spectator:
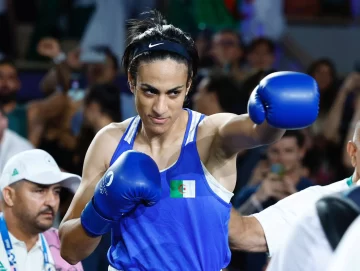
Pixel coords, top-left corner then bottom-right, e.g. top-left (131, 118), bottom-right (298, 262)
top-left (0, 103), bottom-right (33, 173)
top-left (0, 58), bottom-right (68, 143)
top-left (246, 37), bottom-right (277, 73)
top-left (233, 130), bottom-right (313, 213)
top-left (194, 28), bottom-right (214, 69)
top-left (35, 39), bottom-right (134, 171)
top-left (0, 149), bottom-right (82, 270)
top-left (304, 59), bottom-right (360, 184)
top-left (210, 29), bottom-right (247, 81)
top-left (306, 58), bottom-right (340, 137)
top-left (72, 83), bottom-right (121, 175)
top-left (37, 39), bottom-right (136, 126)
top-left (231, 130), bottom-right (314, 271)
top-left (193, 71), bottom-right (246, 115)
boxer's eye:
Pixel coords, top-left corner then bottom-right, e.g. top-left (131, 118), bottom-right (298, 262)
top-left (142, 88), bottom-right (157, 96)
top-left (168, 90), bottom-right (180, 97)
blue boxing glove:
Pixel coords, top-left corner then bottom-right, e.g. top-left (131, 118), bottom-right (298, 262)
top-left (248, 71), bottom-right (320, 129)
top-left (81, 150), bottom-right (162, 237)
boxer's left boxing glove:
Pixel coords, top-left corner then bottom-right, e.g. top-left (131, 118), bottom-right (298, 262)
top-left (248, 71), bottom-right (320, 129)
top-left (80, 150), bottom-right (162, 237)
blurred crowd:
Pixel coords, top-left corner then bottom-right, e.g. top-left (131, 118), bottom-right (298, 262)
top-left (0, 0), bottom-right (359, 270)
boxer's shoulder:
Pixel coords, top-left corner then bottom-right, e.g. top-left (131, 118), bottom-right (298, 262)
top-left (196, 113), bottom-right (236, 143)
top-left (103, 118), bottom-right (133, 138)
top-left (90, 119), bottom-right (133, 168)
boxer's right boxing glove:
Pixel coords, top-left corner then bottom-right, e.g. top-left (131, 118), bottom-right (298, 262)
top-left (80, 150), bottom-right (162, 237)
top-left (248, 71), bottom-right (320, 129)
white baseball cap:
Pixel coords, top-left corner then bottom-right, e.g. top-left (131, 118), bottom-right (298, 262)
top-left (0, 149), bottom-right (81, 193)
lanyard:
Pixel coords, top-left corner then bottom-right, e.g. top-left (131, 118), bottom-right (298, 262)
top-left (0, 214), bottom-right (52, 271)
top-left (346, 176), bottom-right (354, 188)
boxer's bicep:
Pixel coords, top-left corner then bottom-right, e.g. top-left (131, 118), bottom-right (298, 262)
top-left (207, 113), bottom-right (279, 157)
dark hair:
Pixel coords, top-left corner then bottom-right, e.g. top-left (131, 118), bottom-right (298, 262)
top-left (306, 58), bottom-right (337, 79)
top-left (214, 28), bottom-right (244, 48)
top-left (306, 58), bottom-right (338, 114)
top-left (205, 71), bottom-right (246, 115)
top-left (247, 37), bottom-right (276, 55)
top-left (90, 45), bottom-right (119, 71)
top-left (283, 130), bottom-right (305, 148)
top-left (122, 10), bottom-right (199, 86)
top-left (84, 83), bottom-right (121, 122)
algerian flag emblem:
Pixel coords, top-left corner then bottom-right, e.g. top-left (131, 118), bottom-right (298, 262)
top-left (170, 180), bottom-right (196, 198)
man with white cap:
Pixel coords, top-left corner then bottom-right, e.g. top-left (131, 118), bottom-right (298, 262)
top-left (0, 149), bottom-right (83, 271)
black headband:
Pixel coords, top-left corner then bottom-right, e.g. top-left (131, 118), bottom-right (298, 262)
top-left (132, 40), bottom-right (191, 61)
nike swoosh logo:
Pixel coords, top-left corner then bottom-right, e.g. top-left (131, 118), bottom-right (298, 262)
top-left (149, 43), bottom-right (164, 48)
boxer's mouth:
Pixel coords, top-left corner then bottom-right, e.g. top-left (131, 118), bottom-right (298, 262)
top-left (149, 116), bottom-right (168, 124)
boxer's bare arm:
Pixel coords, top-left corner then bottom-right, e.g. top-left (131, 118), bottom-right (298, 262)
top-left (59, 122), bottom-right (126, 264)
top-left (228, 208), bottom-right (268, 252)
top-left (202, 113), bottom-right (284, 157)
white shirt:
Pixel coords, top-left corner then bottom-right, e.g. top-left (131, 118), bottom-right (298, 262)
top-left (327, 216), bottom-right (360, 271)
top-left (266, 204), bottom-right (333, 271)
top-left (0, 129), bottom-right (34, 173)
top-left (253, 178), bottom-right (351, 256)
top-left (0, 231), bottom-right (55, 271)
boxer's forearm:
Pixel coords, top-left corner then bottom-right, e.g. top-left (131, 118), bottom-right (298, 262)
top-left (216, 114), bottom-right (285, 157)
top-left (253, 121), bottom-right (285, 146)
top-left (228, 208), bottom-right (268, 252)
top-left (59, 218), bottom-right (102, 265)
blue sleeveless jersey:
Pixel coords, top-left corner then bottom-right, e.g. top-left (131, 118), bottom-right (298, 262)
top-left (107, 109), bottom-right (232, 271)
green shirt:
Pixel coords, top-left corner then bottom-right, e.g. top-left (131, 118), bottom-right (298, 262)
top-left (7, 104), bottom-right (28, 139)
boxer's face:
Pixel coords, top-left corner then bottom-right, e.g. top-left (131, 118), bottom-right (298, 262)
top-left (267, 136), bottom-right (304, 173)
top-left (131, 58), bottom-right (189, 135)
top-left (0, 64), bottom-right (20, 104)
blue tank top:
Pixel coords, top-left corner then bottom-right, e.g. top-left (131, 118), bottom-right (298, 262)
top-left (107, 109), bottom-right (232, 271)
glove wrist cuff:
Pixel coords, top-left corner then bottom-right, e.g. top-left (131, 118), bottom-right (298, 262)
top-left (80, 198), bottom-right (115, 237)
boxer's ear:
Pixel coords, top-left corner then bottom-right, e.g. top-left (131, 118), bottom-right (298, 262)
top-left (186, 77), bottom-right (192, 96)
top-left (128, 72), bottom-right (135, 94)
